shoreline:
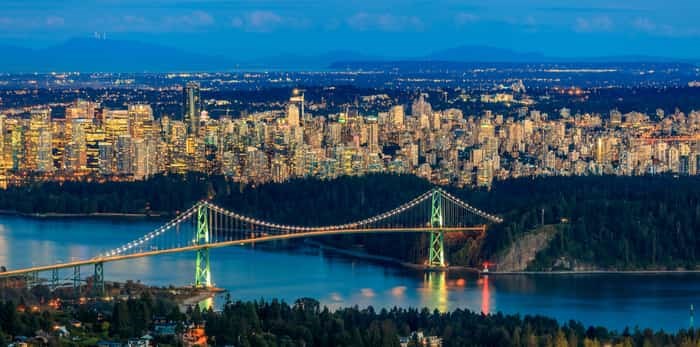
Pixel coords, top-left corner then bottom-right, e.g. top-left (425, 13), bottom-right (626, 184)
top-left (304, 239), bottom-right (481, 273)
top-left (303, 240), bottom-right (700, 275)
top-left (490, 269), bottom-right (700, 275)
top-left (0, 209), bottom-right (168, 219)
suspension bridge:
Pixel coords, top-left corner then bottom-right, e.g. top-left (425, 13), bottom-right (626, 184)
top-left (0, 188), bottom-right (502, 296)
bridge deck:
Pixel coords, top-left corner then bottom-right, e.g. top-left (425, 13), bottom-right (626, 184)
top-left (0, 226), bottom-right (485, 277)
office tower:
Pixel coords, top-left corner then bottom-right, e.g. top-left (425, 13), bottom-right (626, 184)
top-left (10, 122), bottom-right (23, 171)
top-left (411, 94), bottom-right (432, 119)
top-left (287, 104), bottom-right (300, 127)
top-left (367, 117), bottom-right (379, 153)
top-left (98, 142), bottom-right (114, 175)
top-left (133, 138), bottom-right (149, 179)
top-left (65, 100), bottom-right (97, 144)
top-left (104, 109), bottom-right (130, 143)
top-left (116, 135), bottom-right (133, 175)
top-left (85, 125), bottom-right (106, 172)
top-left (67, 119), bottom-right (90, 171)
top-left (27, 108), bottom-right (53, 172)
top-left (184, 82), bottom-right (202, 135)
top-left (128, 104), bottom-right (154, 139)
top-left (595, 137), bottom-right (606, 164)
top-left (327, 123), bottom-right (342, 145)
top-left (0, 115), bottom-right (5, 171)
top-left (51, 120), bottom-right (66, 170)
top-left (389, 105), bottom-right (404, 129)
top-left (290, 89), bottom-right (305, 123)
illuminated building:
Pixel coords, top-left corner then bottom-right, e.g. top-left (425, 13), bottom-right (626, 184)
top-left (389, 105), bottom-right (404, 129)
top-left (128, 104), bottom-right (154, 139)
top-left (66, 119), bottom-right (90, 171)
top-left (0, 115), bottom-right (5, 171)
top-left (116, 135), bottom-right (133, 175)
top-left (98, 142), bottom-right (114, 175)
top-left (10, 122), bottom-right (24, 171)
top-left (86, 125), bottom-right (106, 173)
top-left (65, 100), bottom-right (97, 145)
top-left (286, 104), bottom-right (300, 128)
top-left (104, 109), bottom-right (130, 143)
top-left (27, 108), bottom-right (52, 172)
top-left (367, 117), bottom-right (379, 153)
top-left (183, 82), bottom-right (201, 135)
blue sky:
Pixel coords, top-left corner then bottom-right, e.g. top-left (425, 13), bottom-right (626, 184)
top-left (2, 0), bottom-right (700, 59)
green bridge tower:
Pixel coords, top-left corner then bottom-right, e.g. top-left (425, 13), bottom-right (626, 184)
top-left (429, 189), bottom-right (445, 268)
top-left (195, 203), bottom-right (211, 288)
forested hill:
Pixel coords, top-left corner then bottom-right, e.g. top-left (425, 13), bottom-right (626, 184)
top-left (2, 173), bottom-right (700, 271)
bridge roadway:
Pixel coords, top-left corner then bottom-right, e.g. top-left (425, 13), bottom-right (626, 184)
top-left (0, 226), bottom-right (485, 278)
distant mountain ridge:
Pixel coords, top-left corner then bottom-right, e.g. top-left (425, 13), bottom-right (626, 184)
top-left (424, 45), bottom-right (547, 62)
top-left (0, 38), bottom-right (693, 72)
top-left (0, 37), bottom-right (233, 72)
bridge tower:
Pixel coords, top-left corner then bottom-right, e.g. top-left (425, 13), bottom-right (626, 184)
top-left (51, 268), bottom-right (59, 292)
top-left (94, 262), bottom-right (104, 297)
top-left (73, 266), bottom-right (81, 298)
top-left (429, 189), bottom-right (445, 267)
top-left (194, 202), bottom-right (211, 288)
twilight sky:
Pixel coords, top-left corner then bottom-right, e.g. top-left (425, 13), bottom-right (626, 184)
top-left (2, 0), bottom-right (700, 59)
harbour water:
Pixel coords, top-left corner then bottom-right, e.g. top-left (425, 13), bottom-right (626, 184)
top-left (1, 215), bottom-right (698, 332)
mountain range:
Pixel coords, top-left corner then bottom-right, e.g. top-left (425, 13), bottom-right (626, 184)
top-left (0, 37), bottom-right (693, 72)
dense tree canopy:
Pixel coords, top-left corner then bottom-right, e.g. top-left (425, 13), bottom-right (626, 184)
top-left (4, 173), bottom-right (700, 270)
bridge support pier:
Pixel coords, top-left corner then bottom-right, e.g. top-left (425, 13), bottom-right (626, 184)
top-left (194, 203), bottom-right (211, 288)
top-left (94, 262), bottom-right (104, 297)
top-left (428, 189), bottom-right (446, 268)
top-left (51, 268), bottom-right (59, 292)
top-left (25, 271), bottom-right (39, 289)
top-left (73, 266), bottom-right (81, 299)
top-left (429, 231), bottom-right (445, 268)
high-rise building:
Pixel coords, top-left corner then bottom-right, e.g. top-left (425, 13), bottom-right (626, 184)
top-left (389, 105), bottom-right (404, 129)
top-left (104, 109), bottom-right (130, 143)
top-left (411, 94), bottom-right (432, 119)
top-left (287, 104), bottom-right (300, 128)
top-left (66, 119), bottom-right (90, 171)
top-left (65, 100), bottom-right (97, 144)
top-left (128, 104), bottom-right (154, 139)
top-left (0, 115), bottom-right (5, 171)
top-left (98, 142), bottom-right (114, 175)
top-left (27, 108), bottom-right (53, 172)
top-left (116, 135), bottom-right (133, 175)
top-left (184, 82), bottom-right (202, 135)
top-left (367, 117), bottom-right (379, 153)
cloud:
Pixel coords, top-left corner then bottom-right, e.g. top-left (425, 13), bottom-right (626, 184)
top-left (0, 15), bottom-right (65, 30)
top-left (163, 10), bottom-right (214, 28)
top-left (574, 15), bottom-right (613, 33)
top-left (455, 13), bottom-right (479, 25)
top-left (632, 17), bottom-right (656, 32)
top-left (360, 288), bottom-right (376, 298)
top-left (346, 12), bottom-right (424, 32)
top-left (45, 16), bottom-right (64, 27)
top-left (95, 11), bottom-right (214, 33)
top-left (630, 17), bottom-right (700, 37)
top-left (230, 11), bottom-right (307, 32)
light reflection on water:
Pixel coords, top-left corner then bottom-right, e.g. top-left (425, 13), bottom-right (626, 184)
top-left (421, 272), bottom-right (448, 313)
top-left (1, 215), bottom-right (700, 332)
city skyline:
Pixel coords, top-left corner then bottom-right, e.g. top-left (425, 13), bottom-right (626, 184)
top-left (3, 81), bottom-right (700, 190)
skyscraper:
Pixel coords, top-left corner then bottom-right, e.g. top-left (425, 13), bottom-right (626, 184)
top-left (184, 82), bottom-right (202, 135)
top-left (287, 104), bottom-right (300, 127)
top-left (390, 105), bottom-right (404, 129)
top-left (27, 108), bottom-right (52, 172)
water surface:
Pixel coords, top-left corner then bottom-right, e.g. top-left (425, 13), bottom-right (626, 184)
top-left (0, 215), bottom-right (697, 332)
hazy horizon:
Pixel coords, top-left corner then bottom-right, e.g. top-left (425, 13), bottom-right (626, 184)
top-left (2, 0), bottom-right (700, 62)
